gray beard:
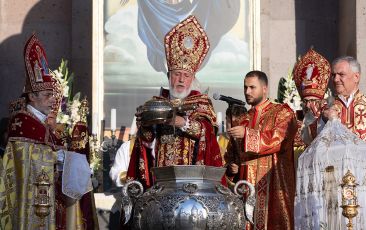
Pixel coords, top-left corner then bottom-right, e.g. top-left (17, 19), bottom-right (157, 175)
top-left (169, 87), bottom-right (191, 99)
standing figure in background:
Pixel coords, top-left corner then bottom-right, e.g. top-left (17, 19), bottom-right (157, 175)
top-left (110, 117), bottom-right (137, 187)
top-left (301, 56), bottom-right (366, 142)
top-left (66, 99), bottom-right (99, 230)
top-left (217, 104), bottom-right (247, 166)
top-left (0, 34), bottom-right (62, 229)
top-left (225, 71), bottom-right (297, 230)
top-left (292, 48), bottom-right (331, 145)
top-left (127, 15), bottom-right (222, 189)
top-left (51, 97), bottom-right (98, 230)
top-left (292, 48), bottom-right (331, 167)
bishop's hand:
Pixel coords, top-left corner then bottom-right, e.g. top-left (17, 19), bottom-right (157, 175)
top-left (168, 115), bottom-right (186, 128)
top-left (322, 105), bottom-right (340, 121)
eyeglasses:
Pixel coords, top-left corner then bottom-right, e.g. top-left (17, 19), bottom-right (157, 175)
top-left (303, 99), bottom-right (321, 104)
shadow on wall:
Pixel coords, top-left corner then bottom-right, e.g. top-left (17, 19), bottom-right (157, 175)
top-left (0, 0), bottom-right (72, 119)
top-left (294, 0), bottom-right (339, 61)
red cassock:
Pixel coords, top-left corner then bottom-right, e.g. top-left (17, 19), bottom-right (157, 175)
top-left (225, 99), bottom-right (297, 230)
top-left (126, 90), bottom-right (223, 189)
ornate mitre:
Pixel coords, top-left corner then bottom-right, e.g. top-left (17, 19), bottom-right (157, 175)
top-left (165, 15), bottom-right (210, 73)
top-left (293, 48), bottom-right (331, 99)
top-left (23, 34), bottom-right (56, 93)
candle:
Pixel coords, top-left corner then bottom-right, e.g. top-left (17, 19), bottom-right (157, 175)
top-left (130, 116), bottom-right (137, 136)
top-left (216, 112), bottom-right (222, 134)
top-left (111, 108), bottom-right (116, 131)
top-left (92, 112), bottom-right (98, 135)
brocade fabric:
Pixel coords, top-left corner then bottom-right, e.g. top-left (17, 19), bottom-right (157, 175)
top-left (126, 90), bottom-right (222, 188)
top-left (225, 99), bottom-right (297, 230)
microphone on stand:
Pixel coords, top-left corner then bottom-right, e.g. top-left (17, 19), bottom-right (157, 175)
top-left (213, 93), bottom-right (246, 106)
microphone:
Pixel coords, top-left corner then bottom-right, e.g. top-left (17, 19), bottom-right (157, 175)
top-left (213, 93), bottom-right (245, 105)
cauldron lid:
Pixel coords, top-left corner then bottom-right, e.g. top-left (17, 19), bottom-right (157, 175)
top-left (151, 165), bottom-right (225, 182)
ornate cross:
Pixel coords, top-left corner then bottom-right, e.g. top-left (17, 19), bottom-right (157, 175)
top-left (11, 118), bottom-right (22, 131)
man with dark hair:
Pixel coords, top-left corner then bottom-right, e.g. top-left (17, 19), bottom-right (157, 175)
top-left (225, 70), bottom-right (297, 230)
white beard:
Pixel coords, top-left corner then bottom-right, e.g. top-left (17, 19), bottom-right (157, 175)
top-left (168, 77), bottom-right (201, 99)
top-left (169, 87), bottom-right (191, 99)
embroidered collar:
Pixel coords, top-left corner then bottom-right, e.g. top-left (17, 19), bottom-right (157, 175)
top-left (338, 89), bottom-right (358, 108)
top-left (252, 98), bottom-right (270, 112)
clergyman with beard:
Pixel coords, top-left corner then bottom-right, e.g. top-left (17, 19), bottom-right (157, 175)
top-left (126, 16), bottom-right (223, 189)
top-left (225, 71), bottom-right (298, 229)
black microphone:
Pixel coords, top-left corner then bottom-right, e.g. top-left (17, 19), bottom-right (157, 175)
top-left (213, 93), bottom-right (245, 105)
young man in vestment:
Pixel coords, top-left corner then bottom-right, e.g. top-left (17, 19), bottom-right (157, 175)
top-left (127, 15), bottom-right (222, 189)
top-left (225, 71), bottom-right (298, 230)
top-left (0, 34), bottom-right (62, 229)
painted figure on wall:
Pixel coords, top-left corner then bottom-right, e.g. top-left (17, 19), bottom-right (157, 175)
top-left (103, 0), bottom-right (250, 128)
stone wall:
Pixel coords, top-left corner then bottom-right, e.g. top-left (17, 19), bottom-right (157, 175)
top-left (260, 0), bottom-right (340, 99)
top-left (0, 0), bottom-right (92, 119)
top-left (356, 0), bottom-right (366, 91)
top-left (1, 0), bottom-right (366, 119)
top-left (261, 0), bottom-right (297, 98)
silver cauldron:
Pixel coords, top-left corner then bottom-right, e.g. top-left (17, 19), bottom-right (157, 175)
top-left (121, 165), bottom-right (255, 229)
top-left (138, 99), bottom-right (197, 126)
top-left (139, 99), bottom-right (173, 126)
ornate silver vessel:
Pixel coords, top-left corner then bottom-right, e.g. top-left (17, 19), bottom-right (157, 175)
top-left (139, 99), bottom-right (174, 125)
top-left (139, 98), bottom-right (197, 126)
top-left (121, 165), bottom-right (255, 229)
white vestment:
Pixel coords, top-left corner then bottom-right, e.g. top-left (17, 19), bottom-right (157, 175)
top-left (295, 119), bottom-right (366, 229)
top-left (62, 150), bottom-right (93, 199)
top-left (109, 140), bottom-right (133, 187)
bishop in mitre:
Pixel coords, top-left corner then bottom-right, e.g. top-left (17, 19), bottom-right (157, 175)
top-left (294, 51), bottom-right (366, 229)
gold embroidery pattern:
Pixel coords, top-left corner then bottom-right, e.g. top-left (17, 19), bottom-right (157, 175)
top-left (231, 101), bottom-right (296, 230)
top-left (70, 131), bottom-right (88, 150)
top-left (142, 129), bottom-right (153, 141)
top-left (138, 158), bottom-right (146, 180)
top-left (165, 15), bottom-right (209, 73)
top-left (183, 138), bottom-right (190, 165)
top-left (336, 92), bottom-right (366, 140)
top-left (0, 141), bottom-right (56, 229)
top-left (245, 128), bottom-right (260, 153)
top-left (293, 49), bottom-right (331, 99)
top-left (186, 120), bottom-right (202, 137)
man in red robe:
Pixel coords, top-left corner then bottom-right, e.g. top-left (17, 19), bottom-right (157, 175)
top-left (126, 15), bottom-right (222, 189)
top-left (226, 71), bottom-right (297, 230)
